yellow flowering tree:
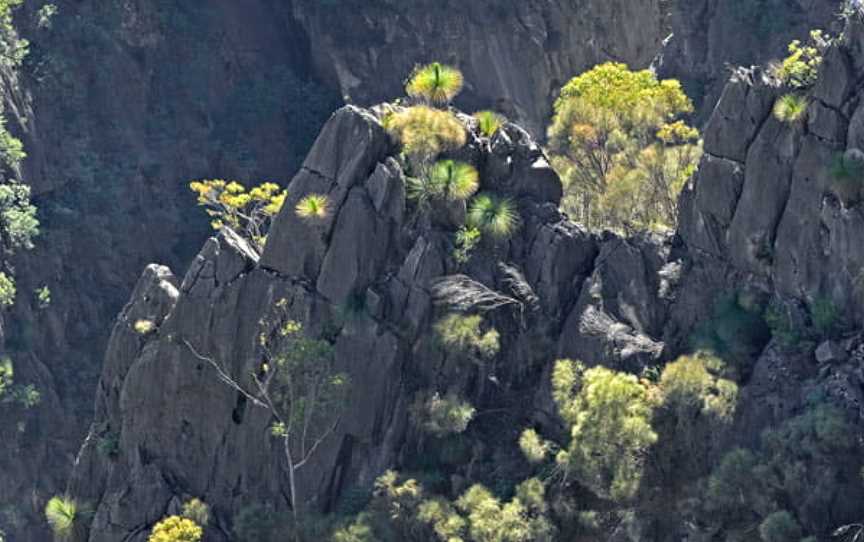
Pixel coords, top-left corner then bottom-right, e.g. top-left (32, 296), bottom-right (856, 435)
top-left (548, 62), bottom-right (701, 231)
top-left (147, 516), bottom-right (202, 542)
top-left (189, 180), bottom-right (286, 249)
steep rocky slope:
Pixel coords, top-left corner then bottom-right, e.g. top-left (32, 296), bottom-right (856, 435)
top-left (660, 0), bottom-right (845, 122)
top-left (0, 1), bottom-right (666, 539)
top-left (65, 10), bottom-right (864, 542)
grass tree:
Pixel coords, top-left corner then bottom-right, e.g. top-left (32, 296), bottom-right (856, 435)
top-left (467, 193), bottom-right (519, 239)
top-left (184, 299), bottom-right (350, 542)
top-left (773, 93), bottom-right (808, 123)
top-left (294, 193), bottom-right (330, 222)
top-left (44, 496), bottom-right (77, 542)
top-left (385, 106), bottom-right (467, 172)
top-left (473, 110), bottom-right (505, 139)
top-left (408, 160), bottom-right (479, 206)
top-left (406, 62), bottom-right (464, 106)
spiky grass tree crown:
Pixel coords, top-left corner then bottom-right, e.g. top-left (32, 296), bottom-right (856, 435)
top-left (429, 160), bottom-right (480, 201)
top-left (295, 193), bottom-right (330, 221)
top-left (385, 106), bottom-right (467, 163)
top-left (406, 62), bottom-right (464, 105)
top-left (45, 496), bottom-right (77, 541)
top-left (474, 110), bottom-right (505, 138)
top-left (408, 160), bottom-right (479, 206)
top-left (468, 193), bottom-right (519, 238)
top-left (773, 93), bottom-right (808, 123)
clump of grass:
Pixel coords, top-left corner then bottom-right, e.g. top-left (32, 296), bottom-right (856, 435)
top-left (295, 194), bottom-right (330, 221)
top-left (773, 93), bottom-right (808, 123)
top-left (467, 193), bottom-right (520, 238)
top-left (473, 110), bottom-right (505, 138)
top-left (406, 62), bottom-right (464, 105)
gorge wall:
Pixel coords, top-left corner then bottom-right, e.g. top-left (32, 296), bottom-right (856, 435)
top-left (67, 12), bottom-right (864, 540)
top-left (0, 0), bottom-right (851, 539)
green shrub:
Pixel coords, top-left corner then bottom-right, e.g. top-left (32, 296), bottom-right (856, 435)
top-left (181, 499), bottom-right (209, 527)
top-left (759, 510), bottom-right (802, 542)
top-left (435, 313), bottom-right (500, 360)
top-left (526, 360), bottom-right (657, 502)
top-left (773, 93), bottom-right (808, 123)
top-left (764, 302), bottom-right (802, 348)
top-left (771, 30), bottom-right (829, 89)
top-left (0, 272), bottom-right (14, 308)
top-left (809, 297), bottom-right (839, 337)
top-left (690, 292), bottom-right (771, 379)
top-left (410, 391), bottom-right (476, 437)
top-left (233, 504), bottom-right (285, 542)
top-left (829, 149), bottom-right (864, 206)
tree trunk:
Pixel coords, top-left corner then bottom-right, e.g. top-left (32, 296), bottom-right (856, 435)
top-left (284, 437), bottom-right (300, 542)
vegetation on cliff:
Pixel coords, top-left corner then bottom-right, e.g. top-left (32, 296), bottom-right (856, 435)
top-left (547, 62), bottom-right (702, 232)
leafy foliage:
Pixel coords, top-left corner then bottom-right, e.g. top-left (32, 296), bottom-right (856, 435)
top-left (435, 313), bottom-right (500, 360)
top-left (0, 356), bottom-right (40, 409)
top-left (473, 111), bottom-right (505, 138)
top-left (759, 510), bottom-right (802, 542)
top-left (44, 496), bottom-right (77, 541)
top-left (452, 226), bottom-right (482, 264)
top-left (467, 193), bottom-right (519, 239)
top-left (406, 62), bottom-right (464, 105)
top-left (181, 499), bottom-right (209, 527)
top-left (829, 148), bottom-right (864, 206)
top-left (386, 106), bottom-right (466, 166)
top-left (411, 391), bottom-right (476, 437)
top-left (148, 516), bottom-right (202, 542)
top-left (771, 30), bottom-right (830, 89)
top-left (0, 271), bottom-right (14, 307)
top-left (523, 360), bottom-right (657, 502)
top-left (773, 93), bottom-right (808, 123)
top-left (702, 403), bottom-right (861, 538)
top-left (189, 180), bottom-right (286, 249)
top-left (548, 62), bottom-right (700, 231)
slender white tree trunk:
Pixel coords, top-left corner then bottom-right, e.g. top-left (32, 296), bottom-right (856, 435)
top-left (284, 437), bottom-right (300, 542)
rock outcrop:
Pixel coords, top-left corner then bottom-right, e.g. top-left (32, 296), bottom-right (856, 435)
top-left (660, 0), bottom-right (844, 122)
top-left (0, 1), bottom-right (668, 538)
top-left (65, 10), bottom-right (864, 541)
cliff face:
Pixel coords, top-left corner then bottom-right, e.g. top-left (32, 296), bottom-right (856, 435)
top-left (65, 12), bottom-right (864, 542)
top-left (292, 0), bottom-right (662, 135)
top-left (660, 0), bottom-right (844, 122)
top-left (0, 1), bottom-right (666, 539)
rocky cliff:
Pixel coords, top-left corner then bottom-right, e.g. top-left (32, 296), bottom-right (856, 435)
top-left (0, 0), bottom-right (855, 540)
top-left (0, 1), bottom-right (666, 539)
top-left (660, 0), bottom-right (845, 122)
top-left (63, 9), bottom-right (864, 542)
